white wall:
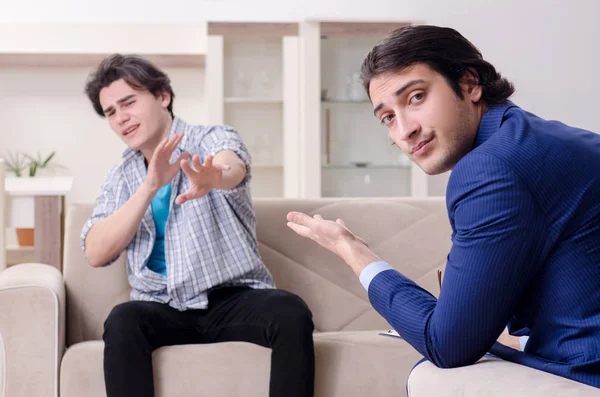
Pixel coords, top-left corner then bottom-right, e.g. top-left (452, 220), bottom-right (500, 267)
top-left (1, 0), bottom-right (599, 202)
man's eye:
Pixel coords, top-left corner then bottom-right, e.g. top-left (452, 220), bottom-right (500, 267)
top-left (410, 92), bottom-right (424, 104)
top-left (380, 114), bottom-right (394, 125)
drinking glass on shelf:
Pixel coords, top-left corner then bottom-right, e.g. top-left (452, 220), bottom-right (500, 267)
top-left (258, 70), bottom-right (273, 99)
top-left (235, 70), bottom-right (251, 97)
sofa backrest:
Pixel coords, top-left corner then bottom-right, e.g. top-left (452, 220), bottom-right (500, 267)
top-left (63, 197), bottom-right (452, 346)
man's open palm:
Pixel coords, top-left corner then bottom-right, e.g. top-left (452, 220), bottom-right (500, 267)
top-left (176, 154), bottom-right (231, 205)
top-left (146, 133), bottom-right (189, 190)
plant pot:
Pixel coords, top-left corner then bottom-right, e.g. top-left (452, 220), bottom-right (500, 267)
top-left (15, 228), bottom-right (34, 247)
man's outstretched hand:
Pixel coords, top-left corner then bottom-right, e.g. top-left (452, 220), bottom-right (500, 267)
top-left (144, 132), bottom-right (190, 192)
top-left (286, 212), bottom-right (380, 276)
top-left (175, 154), bottom-right (231, 205)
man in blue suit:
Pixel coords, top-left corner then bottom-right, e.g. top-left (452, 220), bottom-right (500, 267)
top-left (287, 25), bottom-right (600, 388)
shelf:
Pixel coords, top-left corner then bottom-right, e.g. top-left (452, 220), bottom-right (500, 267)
top-left (322, 164), bottom-right (410, 169)
top-left (320, 22), bottom-right (410, 38)
top-left (208, 22), bottom-right (298, 37)
top-left (224, 97), bottom-right (283, 104)
top-left (7, 245), bottom-right (35, 266)
top-left (322, 100), bottom-right (370, 104)
top-left (0, 53), bottom-right (205, 69)
top-left (253, 163), bottom-right (283, 168)
top-left (5, 176), bottom-right (73, 196)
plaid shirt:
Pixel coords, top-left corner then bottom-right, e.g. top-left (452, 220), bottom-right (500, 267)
top-left (81, 117), bottom-right (274, 311)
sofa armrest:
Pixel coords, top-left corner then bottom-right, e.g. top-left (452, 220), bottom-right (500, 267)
top-left (407, 357), bottom-right (599, 397)
top-left (0, 263), bottom-right (65, 397)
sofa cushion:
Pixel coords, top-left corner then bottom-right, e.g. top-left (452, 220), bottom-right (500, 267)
top-left (407, 357), bottom-right (600, 397)
top-left (314, 331), bottom-right (423, 397)
top-left (60, 331), bottom-right (422, 397)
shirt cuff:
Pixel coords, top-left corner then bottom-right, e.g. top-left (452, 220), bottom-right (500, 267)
top-left (359, 260), bottom-right (394, 291)
top-left (519, 335), bottom-right (530, 351)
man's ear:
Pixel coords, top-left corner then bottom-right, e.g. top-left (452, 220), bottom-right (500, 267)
top-left (159, 89), bottom-right (171, 109)
top-left (459, 67), bottom-right (483, 104)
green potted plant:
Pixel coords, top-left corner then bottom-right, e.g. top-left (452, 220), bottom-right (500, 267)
top-left (4, 150), bottom-right (57, 177)
top-left (3, 151), bottom-right (28, 177)
top-left (25, 151), bottom-right (57, 177)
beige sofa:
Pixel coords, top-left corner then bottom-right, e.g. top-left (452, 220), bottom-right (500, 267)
top-left (0, 197), bottom-right (597, 396)
top-left (408, 357), bottom-right (600, 396)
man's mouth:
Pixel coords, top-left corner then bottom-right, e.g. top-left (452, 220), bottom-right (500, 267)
top-left (123, 125), bottom-right (139, 136)
top-left (411, 138), bottom-right (433, 155)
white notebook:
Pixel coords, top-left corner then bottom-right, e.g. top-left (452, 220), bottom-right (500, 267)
top-left (378, 329), bottom-right (402, 339)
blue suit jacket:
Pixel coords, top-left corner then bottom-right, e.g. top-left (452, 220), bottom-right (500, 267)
top-left (365, 102), bottom-right (600, 387)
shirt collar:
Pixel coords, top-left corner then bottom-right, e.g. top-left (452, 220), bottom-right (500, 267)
top-left (473, 101), bottom-right (518, 149)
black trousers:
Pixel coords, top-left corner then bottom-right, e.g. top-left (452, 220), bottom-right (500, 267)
top-left (103, 287), bottom-right (315, 397)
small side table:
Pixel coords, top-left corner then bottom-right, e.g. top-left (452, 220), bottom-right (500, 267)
top-left (5, 176), bottom-right (73, 272)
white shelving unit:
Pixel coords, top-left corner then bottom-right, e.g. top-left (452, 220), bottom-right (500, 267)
top-left (205, 23), bottom-right (300, 198)
top-left (297, 21), bottom-right (432, 198)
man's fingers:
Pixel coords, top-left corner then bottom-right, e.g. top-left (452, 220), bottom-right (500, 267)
top-left (204, 155), bottom-right (214, 169)
top-left (175, 152), bottom-right (190, 164)
top-left (153, 136), bottom-right (169, 156)
top-left (170, 152), bottom-right (189, 170)
top-left (157, 133), bottom-right (181, 161)
top-left (175, 192), bottom-right (189, 206)
top-left (286, 222), bottom-right (314, 239)
top-left (180, 159), bottom-right (195, 176)
top-left (165, 134), bottom-right (178, 151)
top-left (287, 222), bottom-right (335, 253)
top-left (287, 211), bottom-right (317, 228)
top-left (215, 163), bottom-right (231, 171)
top-left (192, 154), bottom-right (202, 171)
top-left (173, 133), bottom-right (184, 149)
top-left (314, 214), bottom-right (323, 220)
top-left (167, 133), bottom-right (183, 153)
top-left (336, 218), bottom-right (346, 226)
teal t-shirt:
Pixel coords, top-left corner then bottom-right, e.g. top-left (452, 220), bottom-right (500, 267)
top-left (146, 183), bottom-right (171, 275)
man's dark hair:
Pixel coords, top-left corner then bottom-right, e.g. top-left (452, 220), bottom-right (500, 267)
top-left (361, 25), bottom-right (514, 106)
top-left (84, 54), bottom-right (175, 117)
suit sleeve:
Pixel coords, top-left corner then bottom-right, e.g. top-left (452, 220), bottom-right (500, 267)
top-left (367, 153), bottom-right (547, 368)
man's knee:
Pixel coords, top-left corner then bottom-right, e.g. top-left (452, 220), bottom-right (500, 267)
top-left (103, 301), bottom-right (151, 343)
top-left (264, 290), bottom-right (314, 334)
